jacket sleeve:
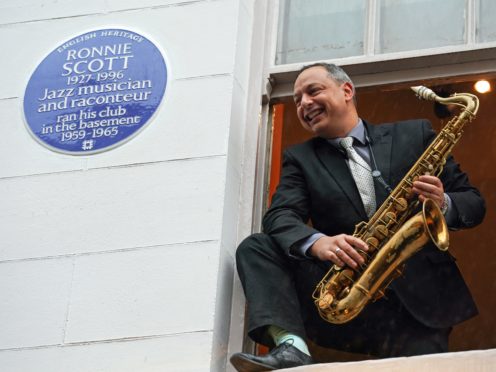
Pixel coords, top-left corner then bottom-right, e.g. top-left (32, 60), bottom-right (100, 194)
top-left (262, 149), bottom-right (320, 255)
top-left (422, 120), bottom-right (486, 229)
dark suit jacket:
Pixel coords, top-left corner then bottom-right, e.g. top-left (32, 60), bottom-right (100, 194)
top-left (262, 119), bottom-right (485, 328)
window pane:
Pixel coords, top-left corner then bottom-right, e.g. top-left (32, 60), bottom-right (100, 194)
top-left (378, 0), bottom-right (466, 54)
top-left (478, 0), bottom-right (496, 42)
top-left (276, 0), bottom-right (365, 65)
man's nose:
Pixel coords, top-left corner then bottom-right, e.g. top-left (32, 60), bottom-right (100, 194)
top-left (300, 94), bottom-right (312, 107)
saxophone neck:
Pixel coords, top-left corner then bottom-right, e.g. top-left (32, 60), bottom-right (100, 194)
top-left (411, 85), bottom-right (479, 116)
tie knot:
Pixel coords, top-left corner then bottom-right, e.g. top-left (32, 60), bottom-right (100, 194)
top-left (340, 137), bottom-right (354, 150)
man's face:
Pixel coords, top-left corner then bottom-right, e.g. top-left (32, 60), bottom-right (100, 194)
top-left (293, 66), bottom-right (354, 138)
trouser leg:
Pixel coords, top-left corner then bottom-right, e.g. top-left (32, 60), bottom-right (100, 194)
top-left (235, 233), bottom-right (306, 347)
top-left (384, 298), bottom-right (451, 357)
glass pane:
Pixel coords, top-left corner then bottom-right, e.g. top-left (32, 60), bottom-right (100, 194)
top-left (378, 0), bottom-right (466, 54)
top-left (478, 0), bottom-right (496, 42)
top-left (276, 0), bottom-right (365, 65)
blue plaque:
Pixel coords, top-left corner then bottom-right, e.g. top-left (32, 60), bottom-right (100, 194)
top-left (23, 29), bottom-right (167, 154)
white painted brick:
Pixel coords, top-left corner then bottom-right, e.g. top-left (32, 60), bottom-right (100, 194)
top-left (221, 159), bottom-right (242, 254)
top-left (0, 75), bottom-right (233, 178)
top-left (106, 0), bottom-right (202, 13)
top-left (228, 79), bottom-right (249, 173)
top-left (233, 1), bottom-right (254, 93)
top-left (0, 156), bottom-right (226, 261)
top-left (0, 0), bottom-right (201, 25)
top-left (211, 245), bottom-right (236, 372)
top-left (0, 0), bottom-right (237, 100)
top-left (65, 241), bottom-right (219, 343)
top-left (0, 0), bottom-right (104, 25)
top-left (0, 332), bottom-right (213, 372)
top-left (0, 0), bottom-right (208, 24)
top-left (0, 258), bottom-right (73, 349)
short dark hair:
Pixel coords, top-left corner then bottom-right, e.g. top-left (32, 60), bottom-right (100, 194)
top-left (297, 62), bottom-right (356, 100)
top-left (298, 62), bottom-right (353, 83)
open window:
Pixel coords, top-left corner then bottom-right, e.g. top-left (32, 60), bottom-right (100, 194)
top-left (242, 0), bottom-right (496, 362)
top-left (265, 77), bottom-right (496, 361)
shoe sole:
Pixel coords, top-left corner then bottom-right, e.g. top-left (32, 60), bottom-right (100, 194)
top-left (230, 354), bottom-right (276, 372)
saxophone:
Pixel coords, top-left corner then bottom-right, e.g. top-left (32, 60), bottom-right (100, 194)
top-left (312, 86), bottom-right (479, 324)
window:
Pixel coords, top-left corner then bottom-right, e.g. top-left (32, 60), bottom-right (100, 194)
top-left (276, 0), bottom-right (366, 64)
top-left (378, 0), bottom-right (466, 53)
top-left (275, 0), bottom-right (494, 66)
top-left (248, 0), bottom-right (496, 359)
top-left (478, 0), bottom-right (496, 42)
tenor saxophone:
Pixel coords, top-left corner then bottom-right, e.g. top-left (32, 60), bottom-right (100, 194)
top-left (312, 86), bottom-right (479, 324)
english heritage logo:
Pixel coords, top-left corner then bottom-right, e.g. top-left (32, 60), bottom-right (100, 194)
top-left (23, 29), bottom-right (167, 155)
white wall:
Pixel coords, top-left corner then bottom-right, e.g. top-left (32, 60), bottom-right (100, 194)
top-left (0, 0), bottom-right (260, 371)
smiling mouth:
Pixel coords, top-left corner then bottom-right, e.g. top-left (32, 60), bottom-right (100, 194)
top-left (304, 109), bottom-right (324, 125)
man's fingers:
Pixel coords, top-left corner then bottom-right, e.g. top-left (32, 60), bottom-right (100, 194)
top-left (414, 176), bottom-right (444, 196)
top-left (413, 182), bottom-right (437, 194)
top-left (336, 237), bottom-right (367, 267)
top-left (328, 249), bottom-right (344, 267)
top-left (344, 235), bottom-right (369, 251)
top-left (314, 235), bottom-right (369, 268)
top-left (418, 175), bottom-right (442, 186)
top-left (333, 247), bottom-right (357, 268)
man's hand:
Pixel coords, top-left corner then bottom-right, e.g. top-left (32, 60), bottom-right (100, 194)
top-left (412, 175), bottom-right (445, 209)
top-left (309, 234), bottom-right (368, 269)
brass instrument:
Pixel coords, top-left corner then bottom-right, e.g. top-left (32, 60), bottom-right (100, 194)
top-left (313, 86), bottom-right (479, 324)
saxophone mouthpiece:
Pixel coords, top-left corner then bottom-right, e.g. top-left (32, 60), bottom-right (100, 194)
top-left (411, 86), bottom-right (436, 101)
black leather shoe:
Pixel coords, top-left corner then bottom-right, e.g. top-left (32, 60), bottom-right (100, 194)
top-left (230, 342), bottom-right (313, 371)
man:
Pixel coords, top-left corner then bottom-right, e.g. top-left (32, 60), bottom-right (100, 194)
top-left (230, 63), bottom-right (486, 371)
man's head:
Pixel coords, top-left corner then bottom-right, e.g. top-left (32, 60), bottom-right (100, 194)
top-left (293, 63), bottom-right (358, 139)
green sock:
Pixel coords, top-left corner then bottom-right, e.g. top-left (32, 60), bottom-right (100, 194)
top-left (267, 325), bottom-right (311, 356)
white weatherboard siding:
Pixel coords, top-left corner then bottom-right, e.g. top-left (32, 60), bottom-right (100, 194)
top-left (0, 242), bottom-right (219, 349)
top-left (0, 0), bottom-right (254, 371)
top-left (0, 258), bottom-right (74, 349)
top-left (65, 241), bottom-right (219, 343)
top-left (0, 157), bottom-right (225, 260)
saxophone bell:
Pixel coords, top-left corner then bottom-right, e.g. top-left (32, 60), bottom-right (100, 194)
top-left (424, 198), bottom-right (449, 252)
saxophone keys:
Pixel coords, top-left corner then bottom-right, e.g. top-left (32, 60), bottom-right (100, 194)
top-left (318, 293), bottom-right (334, 309)
top-left (402, 186), bottom-right (414, 199)
top-left (374, 225), bottom-right (389, 239)
top-left (366, 237), bottom-right (379, 249)
top-left (385, 211), bottom-right (397, 222)
top-left (394, 197), bottom-right (408, 211)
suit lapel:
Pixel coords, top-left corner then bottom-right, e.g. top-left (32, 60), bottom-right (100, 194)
top-left (314, 138), bottom-right (367, 218)
top-left (365, 121), bottom-right (393, 207)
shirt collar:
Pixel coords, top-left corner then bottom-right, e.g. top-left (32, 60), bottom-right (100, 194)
top-left (327, 119), bottom-right (367, 148)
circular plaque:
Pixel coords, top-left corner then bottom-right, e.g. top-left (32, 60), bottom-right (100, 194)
top-left (23, 29), bottom-right (167, 155)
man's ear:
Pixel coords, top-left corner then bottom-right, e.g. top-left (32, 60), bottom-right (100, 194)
top-left (342, 82), bottom-right (355, 102)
